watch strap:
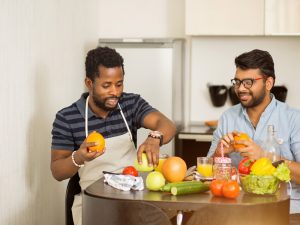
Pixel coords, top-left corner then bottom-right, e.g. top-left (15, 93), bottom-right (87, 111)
top-left (148, 131), bottom-right (163, 146)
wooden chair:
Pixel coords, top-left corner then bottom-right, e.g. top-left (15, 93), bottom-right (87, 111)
top-left (83, 194), bottom-right (172, 225)
top-left (65, 173), bottom-right (81, 225)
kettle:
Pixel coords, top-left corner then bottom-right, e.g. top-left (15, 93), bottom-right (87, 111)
top-left (208, 84), bottom-right (228, 107)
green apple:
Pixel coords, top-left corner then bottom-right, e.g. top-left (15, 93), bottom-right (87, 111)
top-left (134, 153), bottom-right (154, 172)
top-left (146, 171), bottom-right (166, 191)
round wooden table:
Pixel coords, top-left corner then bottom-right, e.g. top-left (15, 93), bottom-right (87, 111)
top-left (82, 174), bottom-right (290, 225)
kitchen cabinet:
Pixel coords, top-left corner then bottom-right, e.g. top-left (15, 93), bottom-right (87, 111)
top-left (175, 125), bottom-right (213, 168)
top-left (265, 0), bottom-right (300, 35)
top-left (185, 0), bottom-right (265, 35)
top-left (98, 0), bottom-right (184, 38)
top-left (186, 0), bottom-right (300, 36)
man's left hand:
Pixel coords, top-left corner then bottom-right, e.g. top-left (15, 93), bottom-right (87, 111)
top-left (235, 139), bottom-right (263, 159)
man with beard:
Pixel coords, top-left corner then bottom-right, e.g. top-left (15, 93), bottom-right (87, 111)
top-left (50, 46), bottom-right (176, 225)
top-left (207, 49), bottom-right (300, 214)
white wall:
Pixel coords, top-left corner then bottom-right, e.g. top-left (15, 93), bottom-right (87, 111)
top-left (0, 1), bottom-right (100, 224)
top-left (0, 1), bottom-right (184, 224)
top-left (189, 36), bottom-right (300, 123)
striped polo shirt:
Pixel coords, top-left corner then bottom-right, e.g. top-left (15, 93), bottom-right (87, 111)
top-left (51, 92), bottom-right (157, 151)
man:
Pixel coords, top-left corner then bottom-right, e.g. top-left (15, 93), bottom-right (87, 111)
top-left (51, 46), bottom-right (176, 225)
top-left (207, 49), bottom-right (300, 213)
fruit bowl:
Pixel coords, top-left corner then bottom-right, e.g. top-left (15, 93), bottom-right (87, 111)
top-left (239, 174), bottom-right (280, 195)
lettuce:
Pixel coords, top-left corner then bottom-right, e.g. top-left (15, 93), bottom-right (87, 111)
top-left (273, 163), bottom-right (291, 182)
top-left (241, 174), bottom-right (279, 194)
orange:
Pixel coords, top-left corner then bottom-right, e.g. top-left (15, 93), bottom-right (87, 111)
top-left (161, 156), bottom-right (187, 182)
top-left (233, 133), bottom-right (250, 150)
top-left (86, 131), bottom-right (105, 152)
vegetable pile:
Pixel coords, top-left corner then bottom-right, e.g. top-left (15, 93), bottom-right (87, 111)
top-left (239, 157), bottom-right (291, 195)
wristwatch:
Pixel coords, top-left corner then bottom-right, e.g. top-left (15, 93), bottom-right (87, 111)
top-left (148, 131), bottom-right (164, 146)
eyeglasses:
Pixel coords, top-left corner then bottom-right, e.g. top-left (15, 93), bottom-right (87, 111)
top-left (231, 77), bottom-right (264, 89)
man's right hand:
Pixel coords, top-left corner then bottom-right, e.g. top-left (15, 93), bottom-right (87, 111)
top-left (214, 131), bottom-right (240, 157)
top-left (51, 139), bottom-right (105, 181)
top-left (74, 139), bottom-right (105, 165)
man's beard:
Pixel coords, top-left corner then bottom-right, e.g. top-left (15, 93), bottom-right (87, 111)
top-left (92, 94), bottom-right (119, 112)
top-left (238, 88), bottom-right (266, 108)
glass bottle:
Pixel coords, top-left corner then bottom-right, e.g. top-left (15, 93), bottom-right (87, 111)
top-left (261, 125), bottom-right (281, 162)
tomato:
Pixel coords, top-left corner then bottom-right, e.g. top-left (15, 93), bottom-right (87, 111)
top-left (222, 180), bottom-right (240, 199)
top-left (238, 157), bottom-right (256, 175)
top-left (122, 166), bottom-right (138, 177)
top-left (210, 179), bottom-right (226, 197)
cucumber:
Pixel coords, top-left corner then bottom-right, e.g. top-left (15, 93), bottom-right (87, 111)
top-left (160, 181), bottom-right (200, 192)
top-left (170, 182), bottom-right (209, 196)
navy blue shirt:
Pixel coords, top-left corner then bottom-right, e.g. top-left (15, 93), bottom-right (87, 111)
top-left (51, 92), bottom-right (157, 151)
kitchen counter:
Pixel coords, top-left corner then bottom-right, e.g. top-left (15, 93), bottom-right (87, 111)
top-left (178, 124), bottom-right (214, 142)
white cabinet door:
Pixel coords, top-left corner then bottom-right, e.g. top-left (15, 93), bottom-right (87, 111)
top-left (185, 0), bottom-right (265, 35)
top-left (265, 0), bottom-right (300, 35)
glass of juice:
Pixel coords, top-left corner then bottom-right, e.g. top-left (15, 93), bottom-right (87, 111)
top-left (197, 157), bottom-right (213, 180)
top-left (155, 154), bottom-right (169, 173)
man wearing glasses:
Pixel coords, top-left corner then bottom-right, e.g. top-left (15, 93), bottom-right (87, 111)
top-left (207, 49), bottom-right (300, 214)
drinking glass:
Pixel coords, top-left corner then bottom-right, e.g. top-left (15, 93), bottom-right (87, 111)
top-left (197, 157), bottom-right (213, 179)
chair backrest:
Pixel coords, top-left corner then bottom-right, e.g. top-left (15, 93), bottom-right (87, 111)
top-left (65, 173), bottom-right (81, 225)
top-left (82, 195), bottom-right (172, 225)
top-left (119, 201), bottom-right (172, 225)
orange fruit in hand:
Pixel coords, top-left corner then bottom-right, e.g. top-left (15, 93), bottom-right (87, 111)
top-left (86, 131), bottom-right (105, 153)
top-left (233, 133), bottom-right (250, 149)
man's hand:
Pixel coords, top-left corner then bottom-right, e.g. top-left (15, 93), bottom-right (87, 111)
top-left (51, 139), bottom-right (105, 181)
top-left (74, 139), bottom-right (105, 165)
top-left (137, 137), bottom-right (160, 167)
top-left (214, 131), bottom-right (236, 156)
top-left (235, 139), bottom-right (263, 160)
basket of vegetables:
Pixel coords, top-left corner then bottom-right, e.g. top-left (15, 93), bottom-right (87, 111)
top-left (238, 157), bottom-right (291, 195)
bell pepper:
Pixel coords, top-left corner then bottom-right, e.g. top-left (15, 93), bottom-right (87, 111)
top-left (250, 157), bottom-right (276, 176)
top-left (238, 157), bottom-right (255, 175)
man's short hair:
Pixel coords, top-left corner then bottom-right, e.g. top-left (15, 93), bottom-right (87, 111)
top-left (235, 49), bottom-right (275, 81)
top-left (85, 46), bottom-right (124, 81)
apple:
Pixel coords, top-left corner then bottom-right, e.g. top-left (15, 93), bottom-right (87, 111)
top-left (146, 171), bottom-right (166, 191)
top-left (134, 153), bottom-right (154, 172)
